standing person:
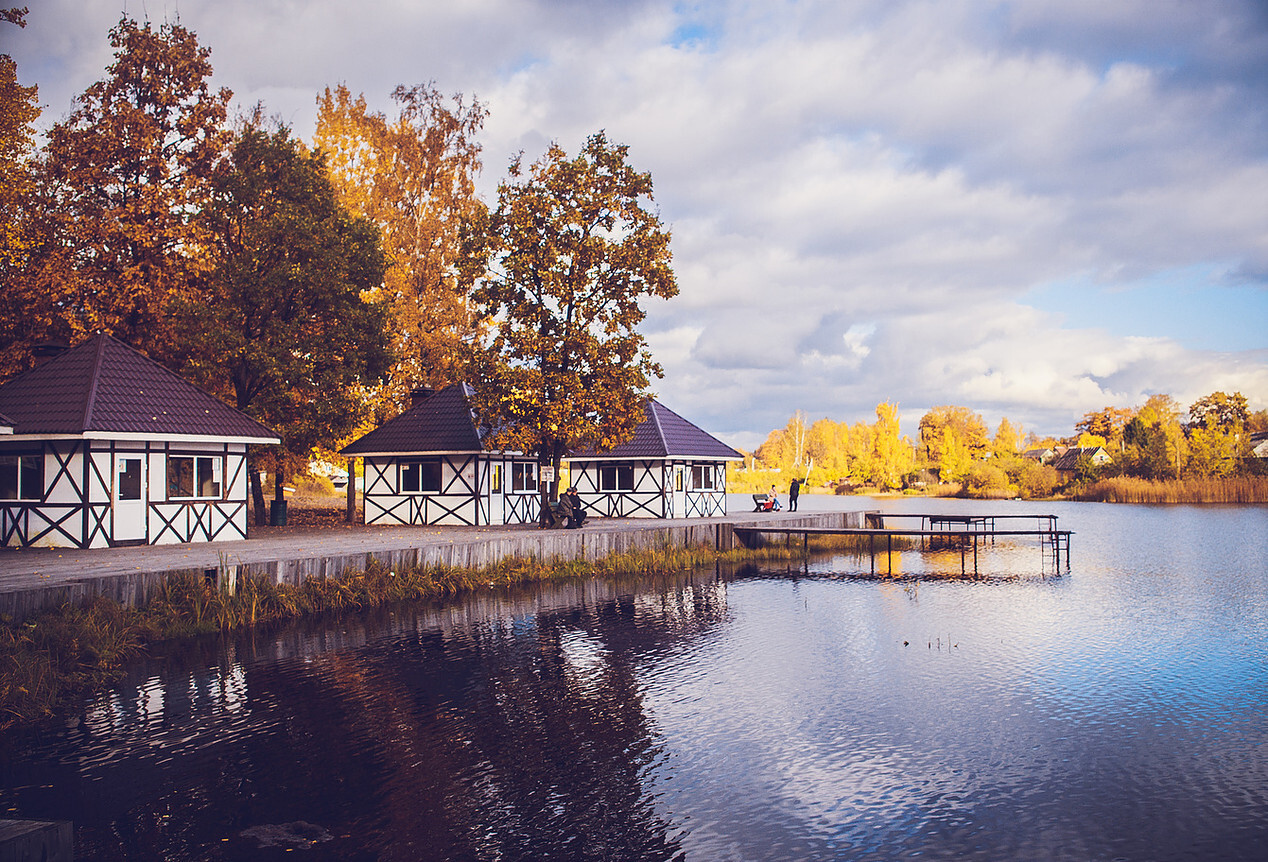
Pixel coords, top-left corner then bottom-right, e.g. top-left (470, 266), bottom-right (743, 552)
top-left (789, 478), bottom-right (800, 512)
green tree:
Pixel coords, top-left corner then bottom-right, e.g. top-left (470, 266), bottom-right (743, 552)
top-left (37, 16), bottom-right (230, 358)
top-left (179, 121), bottom-right (392, 522)
top-left (315, 83), bottom-right (488, 412)
top-left (1122, 394), bottom-right (1187, 480)
top-left (461, 132), bottom-right (677, 520)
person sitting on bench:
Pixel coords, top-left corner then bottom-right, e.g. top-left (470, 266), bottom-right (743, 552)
top-left (565, 486), bottom-right (587, 528)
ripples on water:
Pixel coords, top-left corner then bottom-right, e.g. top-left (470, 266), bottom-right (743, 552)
top-left (3, 500), bottom-right (1266, 860)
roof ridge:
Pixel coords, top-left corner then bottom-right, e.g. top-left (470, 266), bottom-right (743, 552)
top-left (647, 399), bottom-right (667, 452)
top-left (81, 333), bottom-right (108, 430)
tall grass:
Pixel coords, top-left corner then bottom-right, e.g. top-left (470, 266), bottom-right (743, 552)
top-left (1075, 475), bottom-right (1268, 504)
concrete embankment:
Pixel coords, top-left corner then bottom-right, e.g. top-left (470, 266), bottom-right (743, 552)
top-left (0, 511), bottom-right (865, 618)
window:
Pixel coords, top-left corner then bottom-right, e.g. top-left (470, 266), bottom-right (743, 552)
top-left (599, 464), bottom-right (634, 492)
top-left (511, 462), bottom-right (537, 493)
top-left (400, 460), bottom-right (442, 493)
top-left (490, 465), bottom-right (502, 493)
top-left (0, 454), bottom-right (43, 500)
top-left (168, 456), bottom-right (223, 499)
top-left (692, 464), bottom-right (716, 490)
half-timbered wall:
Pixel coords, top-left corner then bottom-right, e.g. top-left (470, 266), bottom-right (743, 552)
top-left (362, 453), bottom-right (539, 527)
top-left (568, 459), bottom-right (730, 519)
top-left (0, 440), bottom-right (252, 549)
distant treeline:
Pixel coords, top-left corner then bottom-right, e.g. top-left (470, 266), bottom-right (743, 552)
top-left (738, 392), bottom-right (1268, 501)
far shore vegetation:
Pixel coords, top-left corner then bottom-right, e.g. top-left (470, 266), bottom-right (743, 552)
top-left (736, 392), bottom-right (1268, 504)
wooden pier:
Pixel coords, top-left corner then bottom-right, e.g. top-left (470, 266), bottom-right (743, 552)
top-left (733, 513), bottom-right (1071, 575)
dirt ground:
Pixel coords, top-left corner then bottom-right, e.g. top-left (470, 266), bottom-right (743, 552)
top-left (248, 492), bottom-right (365, 538)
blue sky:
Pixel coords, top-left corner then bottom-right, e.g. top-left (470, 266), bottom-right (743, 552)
top-left (6, 0), bottom-right (1267, 447)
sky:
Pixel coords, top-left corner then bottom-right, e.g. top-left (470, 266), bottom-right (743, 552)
top-left (6, 0), bottom-right (1268, 449)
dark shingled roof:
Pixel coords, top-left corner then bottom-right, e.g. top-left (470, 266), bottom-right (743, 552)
top-left (0, 334), bottom-right (279, 441)
top-left (1049, 446), bottom-right (1109, 471)
top-left (571, 401), bottom-right (742, 460)
top-left (341, 382), bottom-right (483, 455)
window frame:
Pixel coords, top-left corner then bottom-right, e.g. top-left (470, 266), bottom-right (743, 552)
top-left (511, 462), bottom-right (537, 493)
top-left (0, 452), bottom-right (43, 501)
top-left (400, 459), bottom-right (442, 494)
top-left (599, 464), bottom-right (634, 492)
top-left (691, 464), bottom-right (716, 491)
top-left (167, 455), bottom-right (224, 501)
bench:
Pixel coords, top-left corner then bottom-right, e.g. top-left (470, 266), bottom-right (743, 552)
top-left (752, 493), bottom-right (772, 512)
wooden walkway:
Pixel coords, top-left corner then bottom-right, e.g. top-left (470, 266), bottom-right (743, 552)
top-left (733, 514), bottom-right (1072, 575)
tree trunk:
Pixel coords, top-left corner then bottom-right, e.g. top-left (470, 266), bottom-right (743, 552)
top-left (346, 457), bottom-right (357, 523)
top-left (250, 464), bottom-right (267, 527)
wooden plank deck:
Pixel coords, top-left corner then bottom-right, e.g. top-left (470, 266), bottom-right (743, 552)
top-left (732, 519), bottom-right (1073, 575)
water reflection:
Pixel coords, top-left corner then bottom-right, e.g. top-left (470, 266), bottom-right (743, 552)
top-left (5, 575), bottom-right (729, 861)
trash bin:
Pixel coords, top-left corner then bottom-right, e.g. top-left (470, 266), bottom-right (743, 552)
top-left (269, 499), bottom-right (288, 526)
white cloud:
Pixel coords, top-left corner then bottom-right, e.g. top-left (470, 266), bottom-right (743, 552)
top-left (8, 0), bottom-right (1267, 442)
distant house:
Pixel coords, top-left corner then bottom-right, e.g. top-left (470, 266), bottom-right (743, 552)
top-left (0, 334), bottom-right (280, 548)
top-left (1251, 432), bottom-right (1268, 460)
top-left (566, 401), bottom-right (743, 519)
top-left (1050, 446), bottom-right (1112, 482)
top-left (340, 383), bottom-right (541, 527)
top-left (1022, 447), bottom-right (1056, 464)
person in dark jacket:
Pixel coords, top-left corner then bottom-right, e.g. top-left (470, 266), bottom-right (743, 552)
top-left (789, 478), bottom-right (800, 511)
top-left (566, 487), bottom-right (587, 528)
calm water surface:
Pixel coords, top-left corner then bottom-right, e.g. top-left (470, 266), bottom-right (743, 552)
top-left (3, 498), bottom-right (1266, 861)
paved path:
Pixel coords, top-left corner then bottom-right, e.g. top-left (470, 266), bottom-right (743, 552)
top-left (0, 510), bottom-right (818, 615)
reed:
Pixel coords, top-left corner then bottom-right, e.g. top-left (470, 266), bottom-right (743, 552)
top-left (1075, 476), bottom-right (1268, 504)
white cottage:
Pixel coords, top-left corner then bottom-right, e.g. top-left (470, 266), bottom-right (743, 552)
top-left (566, 401), bottom-right (743, 519)
top-left (0, 335), bottom-right (280, 548)
top-left (341, 383), bottom-right (541, 527)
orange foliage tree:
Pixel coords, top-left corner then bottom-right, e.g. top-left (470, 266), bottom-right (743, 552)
top-left (314, 83), bottom-right (487, 417)
top-left (460, 132), bottom-right (678, 518)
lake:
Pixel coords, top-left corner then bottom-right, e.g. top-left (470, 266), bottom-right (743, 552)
top-left (3, 497), bottom-right (1266, 860)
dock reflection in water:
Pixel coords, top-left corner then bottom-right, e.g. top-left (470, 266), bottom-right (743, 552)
top-left (4, 500), bottom-right (1268, 861)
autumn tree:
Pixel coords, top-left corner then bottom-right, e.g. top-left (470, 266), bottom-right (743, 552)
top-left (1122, 394), bottom-right (1187, 480)
top-left (1076, 406), bottom-right (1134, 452)
top-left (992, 417), bottom-right (1021, 458)
top-left (1188, 391), bottom-right (1248, 431)
top-left (315, 83), bottom-right (487, 413)
top-left (178, 121), bottom-right (392, 522)
top-left (0, 6), bottom-right (43, 380)
top-left (1185, 391), bottom-right (1249, 478)
top-left (918, 405), bottom-right (988, 473)
top-left (870, 402), bottom-right (913, 489)
top-left (35, 16), bottom-right (230, 360)
top-left (460, 132), bottom-right (678, 521)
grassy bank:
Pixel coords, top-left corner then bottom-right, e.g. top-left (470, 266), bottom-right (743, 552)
top-left (3, 540), bottom-right (823, 733)
top-left (1074, 475), bottom-right (1268, 504)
